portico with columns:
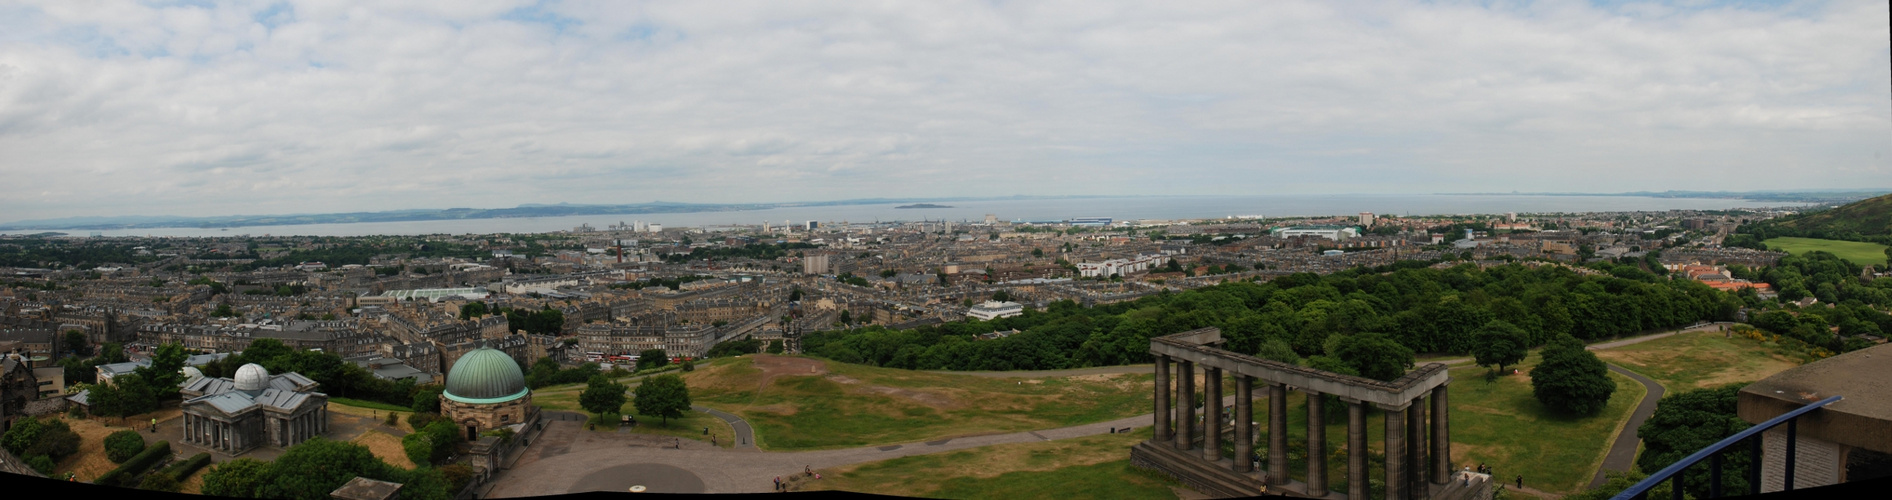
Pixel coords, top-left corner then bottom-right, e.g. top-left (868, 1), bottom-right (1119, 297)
top-left (1130, 328), bottom-right (1486, 500)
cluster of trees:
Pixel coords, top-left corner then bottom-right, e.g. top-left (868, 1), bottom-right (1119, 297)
top-left (231, 239), bottom-right (487, 271)
top-left (705, 338), bottom-right (762, 358)
top-left (497, 306), bottom-right (564, 336)
top-left (1631, 385), bottom-right (1756, 499)
top-left (805, 262), bottom-right (1736, 373)
top-left (526, 357), bottom-right (602, 389)
top-left (609, 275), bottom-right (714, 291)
top-left (1748, 252), bottom-right (1892, 305)
top-left (87, 343), bottom-right (191, 418)
top-left (200, 338), bottom-right (424, 408)
top-left (55, 337), bottom-right (127, 386)
top-left (0, 416), bottom-right (81, 474)
top-left (0, 240), bottom-right (164, 269)
top-left (835, 273), bottom-right (872, 287)
top-left (634, 349), bottom-right (670, 371)
top-left (203, 438), bottom-right (458, 500)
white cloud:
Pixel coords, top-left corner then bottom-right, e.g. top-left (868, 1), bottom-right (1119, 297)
top-left (0, 0), bottom-right (1885, 221)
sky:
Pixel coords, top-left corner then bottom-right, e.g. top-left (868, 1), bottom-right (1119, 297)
top-left (0, 0), bottom-right (1887, 222)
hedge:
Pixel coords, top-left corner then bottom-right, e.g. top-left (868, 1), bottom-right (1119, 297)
top-left (94, 440), bottom-right (170, 487)
top-left (157, 452), bottom-right (212, 481)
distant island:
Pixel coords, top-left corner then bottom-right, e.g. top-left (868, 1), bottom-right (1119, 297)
top-left (895, 204), bottom-right (953, 209)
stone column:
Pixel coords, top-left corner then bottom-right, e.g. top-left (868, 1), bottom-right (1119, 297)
top-left (1384, 403), bottom-right (1407, 500)
top-left (1235, 376), bottom-right (1254, 474)
top-left (1155, 355), bottom-right (1170, 442)
top-left (1176, 360), bottom-right (1195, 451)
top-left (1409, 400), bottom-right (1427, 498)
top-left (1204, 367), bottom-right (1223, 462)
top-left (1307, 392), bottom-right (1327, 497)
top-left (1348, 400), bottom-right (1367, 500)
top-left (1432, 384), bottom-right (1450, 485)
top-left (1268, 383), bottom-right (1288, 485)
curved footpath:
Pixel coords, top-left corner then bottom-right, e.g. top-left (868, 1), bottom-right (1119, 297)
top-left (1579, 322), bottom-right (1734, 489)
top-left (1591, 364), bottom-right (1664, 489)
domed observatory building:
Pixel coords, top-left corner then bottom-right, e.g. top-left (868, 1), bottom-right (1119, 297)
top-left (442, 347), bottom-right (538, 442)
top-left (179, 363), bottom-right (328, 455)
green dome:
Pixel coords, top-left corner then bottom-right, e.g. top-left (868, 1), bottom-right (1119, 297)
top-left (444, 348), bottom-right (529, 404)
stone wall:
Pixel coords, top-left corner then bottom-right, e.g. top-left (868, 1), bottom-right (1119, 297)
top-left (22, 397), bottom-right (66, 416)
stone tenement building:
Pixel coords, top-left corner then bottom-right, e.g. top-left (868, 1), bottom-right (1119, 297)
top-left (1, 354), bottom-right (39, 433)
top-left (179, 363), bottom-right (329, 455)
top-left (441, 347), bottom-right (538, 441)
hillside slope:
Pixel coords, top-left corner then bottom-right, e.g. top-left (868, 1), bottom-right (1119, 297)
top-left (1777, 193), bottom-right (1892, 236)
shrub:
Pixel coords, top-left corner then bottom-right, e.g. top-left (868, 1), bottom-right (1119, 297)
top-left (401, 433), bottom-right (434, 466)
top-left (407, 411), bottom-right (448, 431)
top-left (95, 440), bottom-right (171, 487)
top-left (26, 455), bottom-right (55, 475)
top-left (105, 430), bottom-right (147, 464)
top-left (386, 412), bottom-right (400, 427)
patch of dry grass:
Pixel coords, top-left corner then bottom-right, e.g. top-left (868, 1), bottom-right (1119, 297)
top-left (353, 430), bottom-right (416, 469)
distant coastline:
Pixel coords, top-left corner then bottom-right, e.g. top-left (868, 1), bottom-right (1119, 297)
top-left (895, 204), bottom-right (953, 209)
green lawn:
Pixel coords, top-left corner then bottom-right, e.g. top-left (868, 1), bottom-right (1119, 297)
top-left (1593, 330), bottom-right (1805, 391)
top-left (1445, 354), bottom-right (1645, 494)
top-left (805, 429), bottom-right (1179, 499)
top-left (1763, 237), bottom-right (1889, 267)
top-left (684, 355), bottom-right (1154, 450)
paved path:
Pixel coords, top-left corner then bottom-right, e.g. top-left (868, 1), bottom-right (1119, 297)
top-left (1589, 363), bottom-right (1664, 489)
top-left (692, 405), bottom-right (757, 449)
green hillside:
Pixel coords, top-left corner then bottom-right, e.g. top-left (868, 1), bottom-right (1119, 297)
top-left (1731, 193), bottom-right (1892, 247)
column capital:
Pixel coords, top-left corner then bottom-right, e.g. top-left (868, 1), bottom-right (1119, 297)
top-left (1375, 401), bottom-right (1412, 412)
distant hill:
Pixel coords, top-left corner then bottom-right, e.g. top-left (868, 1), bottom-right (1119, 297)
top-left (1731, 194), bottom-right (1892, 247)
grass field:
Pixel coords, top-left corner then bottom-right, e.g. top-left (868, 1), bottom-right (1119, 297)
top-left (1445, 354), bottom-right (1644, 494)
top-left (1763, 237), bottom-right (1888, 267)
top-left (683, 355), bottom-right (1153, 450)
top-left (802, 428), bottom-right (1179, 499)
top-left (1593, 330), bottom-right (1805, 391)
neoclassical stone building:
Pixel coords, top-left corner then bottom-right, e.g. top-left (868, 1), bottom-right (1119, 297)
top-left (179, 363), bottom-right (328, 455)
top-left (442, 347), bottom-right (537, 441)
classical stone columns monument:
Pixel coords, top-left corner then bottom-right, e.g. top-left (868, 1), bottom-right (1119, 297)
top-left (1130, 327), bottom-right (1480, 499)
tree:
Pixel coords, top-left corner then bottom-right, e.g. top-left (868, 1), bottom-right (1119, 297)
top-left (632, 374), bottom-right (692, 425)
top-left (255, 438), bottom-right (400, 500)
top-left (139, 472), bottom-right (183, 492)
top-left (63, 330), bottom-right (90, 357)
top-left (1531, 333), bottom-right (1616, 415)
top-left (1329, 332), bottom-right (1414, 382)
top-left (1470, 320), bottom-right (1530, 374)
top-left (136, 341), bottom-right (189, 401)
top-left (203, 457), bottom-right (273, 497)
top-left (90, 372), bottom-right (161, 418)
top-left (411, 386), bottom-right (444, 414)
top-left (579, 375), bottom-right (628, 419)
top-left (1636, 385), bottom-right (1754, 498)
top-left (212, 303), bottom-right (238, 318)
top-left (1254, 339), bottom-right (1301, 365)
top-left (766, 340), bottom-right (785, 354)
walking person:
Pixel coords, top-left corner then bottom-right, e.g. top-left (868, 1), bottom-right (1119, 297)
top-left (1516, 475), bottom-right (1523, 489)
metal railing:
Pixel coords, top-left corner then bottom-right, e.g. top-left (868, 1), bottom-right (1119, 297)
top-left (1612, 395), bottom-right (1843, 500)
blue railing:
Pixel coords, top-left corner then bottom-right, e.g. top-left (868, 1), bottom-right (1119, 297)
top-left (1612, 395), bottom-right (1843, 500)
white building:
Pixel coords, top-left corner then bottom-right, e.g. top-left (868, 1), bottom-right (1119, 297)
top-left (1270, 225), bottom-right (1360, 241)
top-left (1075, 251), bottom-right (1181, 278)
top-left (1359, 212), bottom-right (1375, 227)
top-left (967, 301), bottom-right (1024, 321)
top-left (802, 254), bottom-right (831, 275)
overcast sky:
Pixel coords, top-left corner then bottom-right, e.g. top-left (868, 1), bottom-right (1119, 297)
top-left (1, 0), bottom-right (1886, 221)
